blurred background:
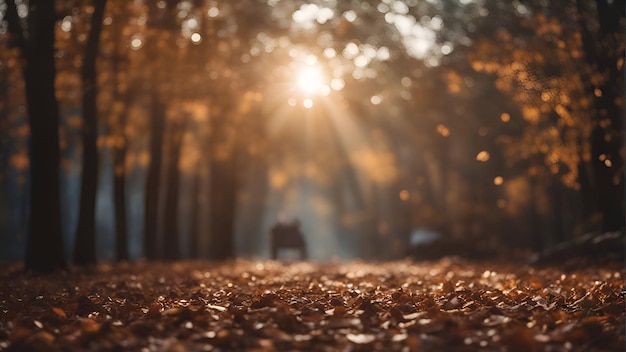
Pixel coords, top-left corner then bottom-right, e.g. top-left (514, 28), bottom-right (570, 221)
top-left (0, 0), bottom-right (623, 263)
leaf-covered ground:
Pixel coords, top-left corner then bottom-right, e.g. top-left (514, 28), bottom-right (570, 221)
top-left (0, 258), bottom-right (623, 351)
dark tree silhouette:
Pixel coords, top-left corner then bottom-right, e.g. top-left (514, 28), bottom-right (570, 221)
top-left (162, 115), bottom-right (186, 261)
top-left (5, 0), bottom-right (66, 272)
top-left (108, 7), bottom-right (133, 262)
top-left (143, 92), bottom-right (166, 260)
top-left (142, 0), bottom-right (178, 260)
top-left (576, 0), bottom-right (625, 232)
top-left (188, 162), bottom-right (202, 259)
top-left (113, 143), bottom-right (130, 261)
top-left (74, 0), bottom-right (107, 266)
top-left (208, 127), bottom-right (239, 261)
top-left (112, 80), bottom-right (132, 262)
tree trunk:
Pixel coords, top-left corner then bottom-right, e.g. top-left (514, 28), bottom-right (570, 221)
top-left (6, 0), bottom-right (67, 272)
top-left (208, 155), bottom-right (238, 261)
top-left (577, 146), bottom-right (601, 233)
top-left (143, 93), bottom-right (166, 260)
top-left (110, 6), bottom-right (130, 262)
top-left (73, 0), bottom-right (107, 266)
top-left (113, 141), bottom-right (129, 261)
top-left (188, 162), bottom-right (202, 259)
top-left (550, 180), bottom-right (565, 244)
top-left (162, 117), bottom-right (186, 261)
top-left (528, 175), bottom-right (544, 251)
top-left (112, 81), bottom-right (131, 262)
top-left (112, 91), bottom-right (130, 262)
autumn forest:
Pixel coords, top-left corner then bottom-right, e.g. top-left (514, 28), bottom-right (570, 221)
top-left (1, 0), bottom-right (624, 268)
top-left (0, 0), bottom-right (625, 350)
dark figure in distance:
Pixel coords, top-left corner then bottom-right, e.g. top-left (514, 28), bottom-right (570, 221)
top-left (270, 219), bottom-right (308, 260)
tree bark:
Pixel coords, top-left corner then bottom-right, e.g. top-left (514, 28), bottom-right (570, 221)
top-left (6, 0), bottom-right (67, 272)
top-left (110, 51), bottom-right (133, 260)
top-left (238, 156), bottom-right (269, 257)
top-left (113, 140), bottom-right (129, 261)
top-left (162, 117), bottom-right (186, 261)
top-left (112, 98), bottom-right (130, 261)
top-left (208, 153), bottom-right (238, 261)
top-left (73, 0), bottom-right (107, 266)
top-left (188, 162), bottom-right (202, 259)
top-left (143, 93), bottom-right (166, 260)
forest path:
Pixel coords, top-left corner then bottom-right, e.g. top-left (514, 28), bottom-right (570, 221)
top-left (1, 259), bottom-right (623, 351)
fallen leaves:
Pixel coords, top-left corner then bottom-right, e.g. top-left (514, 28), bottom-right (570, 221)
top-left (346, 333), bottom-right (376, 344)
top-left (0, 259), bottom-right (623, 351)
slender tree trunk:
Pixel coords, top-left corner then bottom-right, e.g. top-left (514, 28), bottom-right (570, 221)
top-left (205, 99), bottom-right (240, 261)
top-left (73, 0), bottom-right (107, 266)
top-left (112, 81), bottom-right (131, 262)
top-left (577, 146), bottom-right (601, 232)
top-left (528, 175), bottom-right (544, 251)
top-left (113, 141), bottom-right (129, 261)
top-left (143, 93), bottom-right (166, 260)
top-left (208, 152), bottom-right (239, 261)
top-left (240, 157), bottom-right (269, 256)
top-left (142, 0), bottom-right (180, 260)
top-left (6, 0), bottom-right (67, 272)
top-left (109, 6), bottom-right (131, 262)
top-left (188, 162), bottom-right (202, 259)
top-left (551, 180), bottom-right (565, 244)
top-left (112, 91), bottom-right (130, 262)
top-left (162, 117), bottom-right (186, 261)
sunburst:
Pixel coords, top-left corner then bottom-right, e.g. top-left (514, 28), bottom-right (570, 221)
top-left (296, 65), bottom-right (324, 95)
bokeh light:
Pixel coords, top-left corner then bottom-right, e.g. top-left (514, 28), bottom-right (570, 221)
top-left (476, 151), bottom-right (490, 162)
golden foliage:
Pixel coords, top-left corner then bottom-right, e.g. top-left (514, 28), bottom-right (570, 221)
top-left (468, 4), bottom-right (606, 189)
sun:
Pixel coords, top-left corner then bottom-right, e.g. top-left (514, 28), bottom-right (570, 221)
top-left (297, 65), bottom-right (324, 95)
